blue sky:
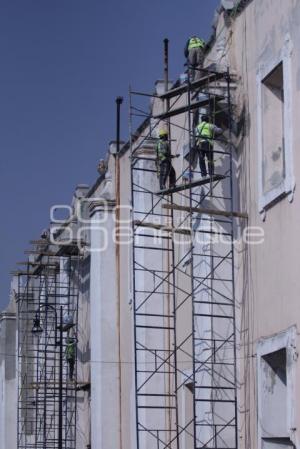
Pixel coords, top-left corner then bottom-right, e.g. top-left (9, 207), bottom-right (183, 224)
top-left (0, 0), bottom-right (220, 307)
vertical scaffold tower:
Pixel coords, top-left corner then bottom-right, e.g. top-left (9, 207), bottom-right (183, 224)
top-left (16, 242), bottom-right (81, 449)
top-left (130, 63), bottom-right (246, 449)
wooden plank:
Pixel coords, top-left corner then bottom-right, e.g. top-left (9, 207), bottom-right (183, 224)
top-left (156, 174), bottom-right (226, 195)
top-left (16, 261), bottom-right (57, 267)
top-left (159, 72), bottom-right (228, 100)
top-left (11, 264), bottom-right (59, 275)
top-left (162, 203), bottom-right (248, 219)
top-left (134, 220), bottom-right (190, 235)
top-left (153, 95), bottom-right (224, 120)
top-left (29, 239), bottom-right (84, 246)
top-left (29, 381), bottom-right (84, 389)
top-left (24, 250), bottom-right (58, 256)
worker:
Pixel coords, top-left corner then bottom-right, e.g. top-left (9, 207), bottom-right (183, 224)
top-left (65, 337), bottom-right (76, 381)
top-left (156, 129), bottom-right (176, 191)
top-left (195, 115), bottom-right (223, 178)
top-left (184, 36), bottom-right (206, 82)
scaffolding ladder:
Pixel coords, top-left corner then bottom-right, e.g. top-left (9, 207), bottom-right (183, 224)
top-left (16, 245), bottom-right (81, 449)
top-left (130, 66), bottom-right (244, 449)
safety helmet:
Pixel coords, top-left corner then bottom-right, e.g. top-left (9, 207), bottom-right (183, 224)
top-left (159, 129), bottom-right (168, 138)
top-left (190, 36), bottom-right (205, 45)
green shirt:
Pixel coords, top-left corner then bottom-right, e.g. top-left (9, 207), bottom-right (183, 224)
top-left (65, 342), bottom-right (76, 360)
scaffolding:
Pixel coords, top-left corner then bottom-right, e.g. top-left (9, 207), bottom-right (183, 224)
top-left (16, 243), bottom-right (81, 449)
top-left (130, 63), bottom-right (244, 449)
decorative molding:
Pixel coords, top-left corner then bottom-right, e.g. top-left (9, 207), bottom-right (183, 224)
top-left (89, 199), bottom-right (116, 218)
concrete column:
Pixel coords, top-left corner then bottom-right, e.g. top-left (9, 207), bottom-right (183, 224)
top-left (0, 302), bottom-right (17, 449)
top-left (89, 200), bottom-right (120, 449)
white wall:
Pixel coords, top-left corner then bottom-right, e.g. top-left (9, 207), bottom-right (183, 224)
top-left (0, 305), bottom-right (17, 449)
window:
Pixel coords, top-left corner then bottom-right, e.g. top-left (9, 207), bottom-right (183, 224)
top-left (181, 372), bottom-right (194, 449)
top-left (260, 348), bottom-right (287, 438)
top-left (257, 327), bottom-right (297, 449)
top-left (257, 37), bottom-right (295, 215)
top-left (262, 438), bottom-right (294, 449)
top-left (261, 63), bottom-right (285, 197)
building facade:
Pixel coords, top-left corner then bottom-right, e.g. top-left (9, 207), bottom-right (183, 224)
top-left (1, 1), bottom-right (300, 449)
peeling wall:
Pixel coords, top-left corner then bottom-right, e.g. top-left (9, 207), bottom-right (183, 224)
top-left (206, 1), bottom-right (300, 448)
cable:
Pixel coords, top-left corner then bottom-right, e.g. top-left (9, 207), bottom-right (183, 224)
top-left (6, 350), bottom-right (260, 364)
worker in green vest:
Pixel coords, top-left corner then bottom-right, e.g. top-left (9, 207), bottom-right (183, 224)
top-left (195, 115), bottom-right (223, 177)
top-left (156, 129), bottom-right (176, 191)
top-left (184, 36), bottom-right (206, 82)
top-left (65, 337), bottom-right (76, 380)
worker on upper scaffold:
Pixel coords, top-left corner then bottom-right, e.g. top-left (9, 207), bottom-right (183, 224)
top-left (65, 336), bottom-right (76, 381)
top-left (156, 129), bottom-right (176, 191)
top-left (184, 36), bottom-right (206, 82)
top-left (195, 114), bottom-right (223, 178)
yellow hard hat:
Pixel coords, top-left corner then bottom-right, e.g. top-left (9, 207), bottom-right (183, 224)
top-left (159, 129), bottom-right (168, 137)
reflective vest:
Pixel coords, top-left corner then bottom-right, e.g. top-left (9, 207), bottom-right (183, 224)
top-left (188, 37), bottom-right (205, 50)
top-left (156, 140), bottom-right (170, 162)
top-left (65, 342), bottom-right (75, 360)
top-left (196, 122), bottom-right (213, 143)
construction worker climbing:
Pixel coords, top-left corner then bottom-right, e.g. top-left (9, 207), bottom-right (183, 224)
top-left (195, 115), bottom-right (223, 178)
top-left (184, 36), bottom-right (205, 82)
top-left (156, 129), bottom-right (176, 191)
top-left (65, 337), bottom-right (76, 381)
